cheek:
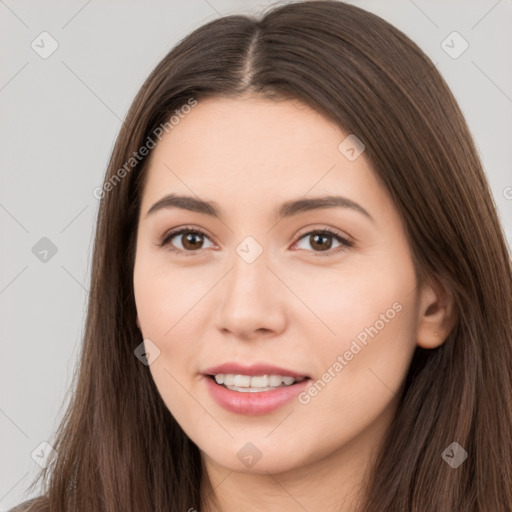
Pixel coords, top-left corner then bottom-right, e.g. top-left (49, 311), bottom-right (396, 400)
top-left (294, 258), bottom-right (418, 426)
top-left (133, 279), bottom-right (204, 431)
top-left (279, 251), bottom-right (416, 349)
top-left (133, 257), bottom-right (211, 414)
top-left (133, 252), bottom-right (209, 340)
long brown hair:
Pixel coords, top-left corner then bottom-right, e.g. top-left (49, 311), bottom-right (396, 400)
top-left (16, 1), bottom-right (512, 511)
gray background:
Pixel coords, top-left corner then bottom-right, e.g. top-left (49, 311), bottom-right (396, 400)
top-left (1, 0), bottom-right (511, 508)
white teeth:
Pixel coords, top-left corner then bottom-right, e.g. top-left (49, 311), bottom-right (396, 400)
top-left (233, 375), bottom-right (251, 387)
top-left (250, 375), bottom-right (269, 387)
top-left (223, 374), bottom-right (235, 386)
top-left (268, 375), bottom-right (283, 387)
top-left (212, 373), bottom-right (305, 391)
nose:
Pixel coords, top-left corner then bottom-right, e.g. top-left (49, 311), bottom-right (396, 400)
top-left (214, 249), bottom-right (287, 341)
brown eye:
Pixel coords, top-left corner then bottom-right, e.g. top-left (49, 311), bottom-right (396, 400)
top-left (294, 228), bottom-right (352, 257)
top-left (309, 232), bottom-right (334, 251)
top-left (159, 226), bottom-right (353, 258)
top-left (160, 227), bottom-right (214, 255)
top-left (180, 232), bottom-right (205, 250)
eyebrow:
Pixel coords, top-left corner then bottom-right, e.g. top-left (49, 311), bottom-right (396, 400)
top-left (145, 193), bottom-right (373, 222)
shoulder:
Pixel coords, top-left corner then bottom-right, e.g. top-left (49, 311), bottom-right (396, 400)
top-left (7, 497), bottom-right (48, 512)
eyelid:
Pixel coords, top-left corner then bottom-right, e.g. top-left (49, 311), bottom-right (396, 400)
top-left (294, 224), bottom-right (353, 244)
top-left (157, 224), bottom-right (354, 257)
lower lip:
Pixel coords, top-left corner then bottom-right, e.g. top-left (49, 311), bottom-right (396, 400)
top-left (203, 375), bottom-right (310, 415)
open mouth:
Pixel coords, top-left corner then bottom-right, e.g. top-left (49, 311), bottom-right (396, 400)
top-left (207, 374), bottom-right (311, 393)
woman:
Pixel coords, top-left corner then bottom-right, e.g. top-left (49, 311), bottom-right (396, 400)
top-left (11, 1), bottom-right (512, 511)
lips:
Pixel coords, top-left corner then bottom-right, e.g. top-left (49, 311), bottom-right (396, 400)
top-left (203, 373), bottom-right (310, 415)
top-left (201, 362), bottom-right (312, 415)
top-left (202, 362), bottom-right (310, 379)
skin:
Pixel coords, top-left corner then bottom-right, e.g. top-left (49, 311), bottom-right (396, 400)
top-left (133, 94), bottom-right (453, 512)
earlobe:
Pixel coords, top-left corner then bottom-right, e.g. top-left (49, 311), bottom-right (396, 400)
top-left (416, 277), bottom-right (456, 349)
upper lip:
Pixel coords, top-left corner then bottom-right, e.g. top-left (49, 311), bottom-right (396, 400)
top-left (202, 362), bottom-right (310, 379)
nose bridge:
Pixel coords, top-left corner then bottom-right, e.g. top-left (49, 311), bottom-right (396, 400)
top-left (215, 236), bottom-right (285, 337)
top-left (226, 239), bottom-right (271, 303)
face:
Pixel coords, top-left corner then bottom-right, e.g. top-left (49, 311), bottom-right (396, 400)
top-left (133, 95), bottom-right (422, 476)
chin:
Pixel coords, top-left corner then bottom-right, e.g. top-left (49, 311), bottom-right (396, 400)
top-left (201, 438), bottom-right (309, 475)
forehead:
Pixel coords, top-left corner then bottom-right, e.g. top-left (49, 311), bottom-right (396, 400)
top-left (140, 95), bottom-right (387, 218)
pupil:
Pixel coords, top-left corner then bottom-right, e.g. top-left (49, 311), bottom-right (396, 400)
top-left (184, 233), bottom-right (202, 249)
top-left (312, 233), bottom-right (331, 250)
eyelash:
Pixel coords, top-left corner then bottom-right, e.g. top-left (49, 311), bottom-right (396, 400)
top-left (158, 225), bottom-right (354, 258)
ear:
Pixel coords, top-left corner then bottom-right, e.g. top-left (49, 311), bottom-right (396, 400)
top-left (416, 276), bottom-right (456, 349)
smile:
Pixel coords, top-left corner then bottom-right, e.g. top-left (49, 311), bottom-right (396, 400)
top-left (213, 373), bottom-right (307, 392)
top-left (204, 374), bottom-right (311, 415)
